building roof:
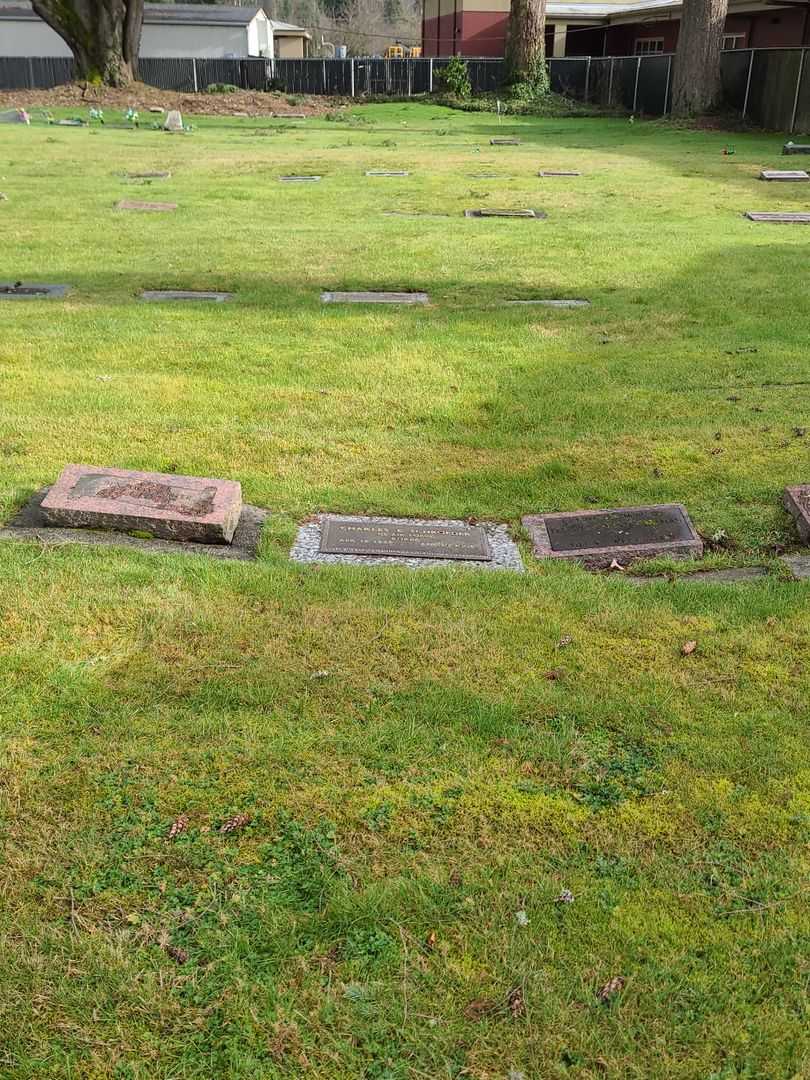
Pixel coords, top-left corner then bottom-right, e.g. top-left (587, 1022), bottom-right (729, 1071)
top-left (0, 1), bottom-right (308, 31)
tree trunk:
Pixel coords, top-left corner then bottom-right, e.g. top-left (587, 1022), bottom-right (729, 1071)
top-left (671, 0), bottom-right (729, 116)
top-left (505, 0), bottom-right (546, 83)
top-left (31, 0), bottom-right (144, 86)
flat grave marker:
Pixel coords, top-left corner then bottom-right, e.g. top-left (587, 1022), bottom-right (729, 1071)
top-left (760, 170), bottom-right (809, 181)
top-left (745, 211), bottom-right (810, 223)
top-left (783, 143), bottom-right (810, 155)
top-left (491, 137), bottom-right (521, 145)
top-left (366, 170), bottom-right (410, 177)
top-left (465, 208), bottom-right (546, 219)
top-left (783, 485), bottom-right (810, 543)
top-left (279, 175), bottom-right (321, 183)
top-left (140, 290), bottom-right (233, 303)
top-left (506, 298), bottom-right (590, 307)
top-left (40, 464), bottom-right (242, 544)
top-left (125, 170), bottom-right (171, 180)
top-left (0, 282), bottom-right (69, 299)
top-left (321, 290), bottom-right (429, 305)
top-left (538, 170), bottom-right (581, 177)
top-left (290, 514), bottom-right (524, 571)
top-left (116, 200), bottom-right (177, 212)
top-left (522, 503), bottom-right (703, 568)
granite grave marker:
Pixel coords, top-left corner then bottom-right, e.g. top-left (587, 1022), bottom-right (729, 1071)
top-left (321, 290), bottom-right (429, 304)
top-left (116, 200), bottom-right (177, 212)
top-left (783, 485), bottom-right (810, 543)
top-left (760, 170), bottom-right (809, 181)
top-left (745, 211), bottom-right (810, 223)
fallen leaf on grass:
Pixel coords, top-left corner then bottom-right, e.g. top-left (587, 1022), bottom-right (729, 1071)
top-left (544, 668), bottom-right (564, 681)
top-left (219, 813), bottom-right (251, 834)
top-left (425, 930), bottom-right (437, 950)
top-left (167, 814), bottom-right (189, 840)
top-left (464, 998), bottom-right (498, 1021)
top-left (597, 975), bottom-right (625, 1002)
top-left (164, 944), bottom-right (188, 965)
top-left (507, 985), bottom-right (526, 1018)
top-left (681, 640), bottom-right (698, 656)
top-left (556, 635), bottom-right (573, 649)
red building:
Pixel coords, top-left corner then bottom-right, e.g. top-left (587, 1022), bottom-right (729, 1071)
top-left (421, 0), bottom-right (810, 57)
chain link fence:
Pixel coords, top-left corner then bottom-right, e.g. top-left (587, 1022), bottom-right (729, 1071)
top-left (0, 50), bottom-right (807, 131)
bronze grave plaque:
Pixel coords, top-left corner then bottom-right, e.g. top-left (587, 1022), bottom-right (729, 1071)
top-left (319, 517), bottom-right (492, 560)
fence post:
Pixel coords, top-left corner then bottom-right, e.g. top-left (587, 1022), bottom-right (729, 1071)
top-left (742, 48), bottom-right (754, 118)
top-left (192, 57), bottom-right (198, 93)
top-left (407, 59), bottom-right (412, 97)
top-left (350, 57), bottom-right (355, 97)
top-left (632, 55), bottom-right (641, 112)
top-left (790, 48), bottom-right (806, 133)
top-left (429, 57), bottom-right (433, 93)
top-left (584, 56), bottom-right (591, 102)
top-left (663, 54), bottom-right (672, 114)
top-left (322, 58), bottom-right (327, 94)
top-left (607, 56), bottom-right (614, 106)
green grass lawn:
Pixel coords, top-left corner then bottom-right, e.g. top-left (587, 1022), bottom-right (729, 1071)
top-left (1, 101), bottom-right (809, 1080)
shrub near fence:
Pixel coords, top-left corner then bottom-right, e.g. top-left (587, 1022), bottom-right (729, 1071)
top-left (0, 50), bottom-right (807, 132)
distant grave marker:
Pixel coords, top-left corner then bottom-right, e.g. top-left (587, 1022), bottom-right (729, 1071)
top-left (783, 485), bottom-right (810, 543)
top-left (505, 298), bottom-right (589, 307)
top-left (321, 290), bottom-right (428, 304)
top-left (272, 112), bottom-right (306, 119)
top-left (140, 290), bottom-right (232, 302)
top-left (0, 282), bottom-right (69, 299)
top-left (745, 211), bottom-right (810, 223)
top-left (783, 142), bottom-right (810, 155)
top-left (40, 464), bottom-right (242, 544)
top-left (365, 170), bottom-right (410, 177)
top-left (465, 208), bottom-right (545, 219)
top-left (279, 175), bottom-right (321, 183)
top-left (538, 170), bottom-right (581, 177)
top-left (522, 504), bottom-right (703, 568)
top-left (290, 514), bottom-right (524, 571)
top-left (491, 137), bottom-right (520, 145)
top-left (116, 200), bottom-right (177, 212)
top-left (164, 110), bottom-right (184, 132)
top-left (125, 170), bottom-right (171, 179)
top-left (760, 170), bottom-right (809, 181)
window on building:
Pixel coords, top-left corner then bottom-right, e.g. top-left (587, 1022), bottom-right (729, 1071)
top-left (722, 34), bottom-right (745, 49)
top-left (635, 38), bottom-right (665, 54)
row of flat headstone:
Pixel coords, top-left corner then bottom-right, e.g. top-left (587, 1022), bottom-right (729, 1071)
top-left (4, 465), bottom-right (810, 579)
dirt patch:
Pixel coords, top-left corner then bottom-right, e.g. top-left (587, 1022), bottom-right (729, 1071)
top-left (0, 82), bottom-right (340, 118)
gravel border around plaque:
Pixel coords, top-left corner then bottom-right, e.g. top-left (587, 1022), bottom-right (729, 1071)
top-left (465, 209), bottom-right (546, 219)
top-left (290, 515), bottom-right (524, 572)
top-left (279, 175), bottom-right (321, 183)
top-left (140, 290), bottom-right (233, 303)
top-left (759, 170), bottom-right (809, 181)
top-left (366, 170), bottom-right (410, 176)
top-left (0, 283), bottom-right (70, 299)
top-left (116, 200), bottom-right (177, 212)
top-left (505, 298), bottom-right (590, 307)
top-left (321, 291), bottom-right (429, 305)
top-left (0, 488), bottom-right (267, 561)
top-left (783, 485), bottom-right (810, 542)
top-left (745, 211), bottom-right (810, 223)
top-left (522, 503), bottom-right (703, 568)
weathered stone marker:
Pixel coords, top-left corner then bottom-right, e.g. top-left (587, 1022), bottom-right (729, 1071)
top-left (0, 282), bottom-right (69, 299)
top-left (366, 170), bottom-right (410, 177)
top-left (321, 291), bottom-right (429, 304)
top-left (783, 485), bottom-right (810, 543)
top-left (506, 298), bottom-right (590, 307)
top-left (783, 143), bottom-right (810, 155)
top-left (491, 137), bottom-right (520, 145)
top-left (41, 465), bottom-right (242, 544)
top-left (538, 170), bottom-right (581, 177)
top-left (140, 290), bottom-right (233, 302)
top-left (279, 175), bottom-right (321, 183)
top-left (320, 517), bottom-right (492, 560)
top-left (745, 211), bottom-right (810, 223)
top-left (164, 110), bottom-right (184, 133)
top-left (290, 514), bottom-right (525, 571)
top-left (126, 171), bottom-right (171, 179)
top-left (116, 200), bottom-right (177, 212)
top-left (465, 208), bottom-right (546, 219)
top-left (522, 504), bottom-right (703, 568)
top-left (760, 170), bottom-right (809, 181)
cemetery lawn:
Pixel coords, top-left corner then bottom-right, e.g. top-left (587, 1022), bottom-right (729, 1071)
top-left (2, 102), bottom-right (810, 1080)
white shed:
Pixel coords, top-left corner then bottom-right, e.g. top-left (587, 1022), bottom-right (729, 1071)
top-left (0, 3), bottom-right (311, 59)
